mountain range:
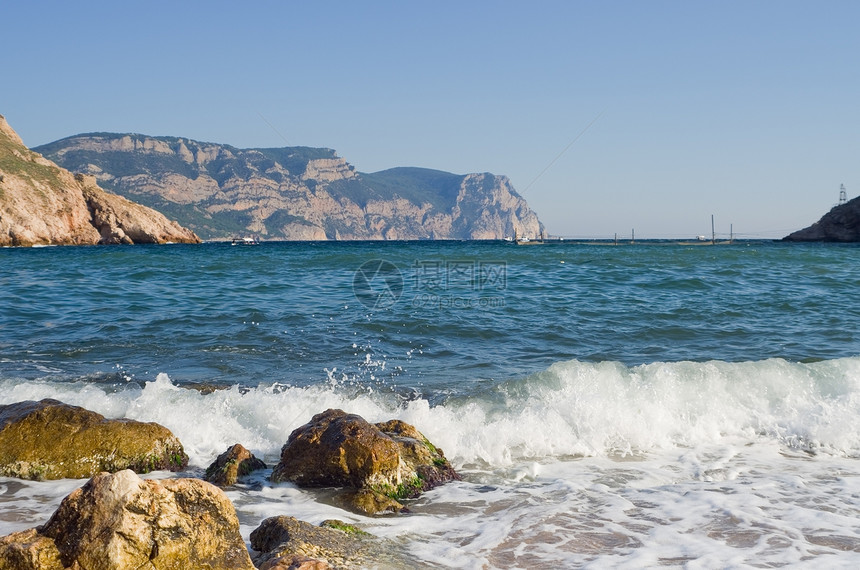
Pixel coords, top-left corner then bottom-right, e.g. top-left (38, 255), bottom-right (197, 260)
top-left (36, 133), bottom-right (544, 241)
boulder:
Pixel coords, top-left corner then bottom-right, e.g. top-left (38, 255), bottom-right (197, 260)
top-left (0, 399), bottom-right (188, 480)
top-left (250, 516), bottom-right (369, 569)
top-left (204, 443), bottom-right (267, 486)
top-left (270, 409), bottom-right (459, 514)
top-left (0, 470), bottom-right (255, 569)
top-left (37, 470), bottom-right (255, 569)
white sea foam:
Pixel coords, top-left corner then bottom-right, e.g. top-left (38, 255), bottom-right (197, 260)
top-left (2, 357), bottom-right (860, 566)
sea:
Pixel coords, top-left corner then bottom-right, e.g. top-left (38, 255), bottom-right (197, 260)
top-left (2, 239), bottom-right (860, 568)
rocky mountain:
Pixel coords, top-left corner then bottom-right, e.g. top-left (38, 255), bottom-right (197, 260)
top-left (35, 133), bottom-right (544, 241)
top-left (0, 116), bottom-right (200, 246)
top-left (783, 196), bottom-right (860, 242)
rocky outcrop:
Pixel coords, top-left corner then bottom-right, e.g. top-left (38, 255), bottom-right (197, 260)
top-left (36, 133), bottom-right (545, 240)
top-left (783, 195), bottom-right (860, 241)
top-left (271, 409), bottom-right (459, 515)
top-left (0, 115), bottom-right (200, 246)
top-left (0, 399), bottom-right (188, 480)
top-left (204, 443), bottom-right (266, 486)
top-left (0, 470), bottom-right (255, 569)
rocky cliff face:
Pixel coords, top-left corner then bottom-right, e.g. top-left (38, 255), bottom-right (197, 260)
top-left (0, 116), bottom-right (200, 246)
top-left (36, 133), bottom-right (544, 241)
top-left (783, 196), bottom-right (860, 242)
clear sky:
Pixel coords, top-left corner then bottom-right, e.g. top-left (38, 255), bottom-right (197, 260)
top-left (3, 1), bottom-right (858, 238)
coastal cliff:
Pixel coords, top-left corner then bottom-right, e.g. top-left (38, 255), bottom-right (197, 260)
top-left (36, 133), bottom-right (544, 241)
top-left (783, 195), bottom-right (860, 242)
top-left (0, 116), bottom-right (200, 246)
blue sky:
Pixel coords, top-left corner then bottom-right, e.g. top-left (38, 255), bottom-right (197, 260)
top-left (3, 1), bottom-right (859, 238)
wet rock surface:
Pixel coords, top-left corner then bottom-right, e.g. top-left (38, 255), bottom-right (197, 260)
top-left (0, 399), bottom-right (188, 480)
top-left (205, 443), bottom-right (267, 487)
top-left (271, 409), bottom-right (459, 514)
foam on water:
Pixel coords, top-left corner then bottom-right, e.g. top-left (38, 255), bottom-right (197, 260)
top-left (4, 357), bottom-right (860, 469)
top-left (3, 356), bottom-right (860, 566)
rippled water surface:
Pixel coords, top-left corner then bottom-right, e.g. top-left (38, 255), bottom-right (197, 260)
top-left (3, 240), bottom-right (860, 567)
top-left (2, 240), bottom-right (859, 391)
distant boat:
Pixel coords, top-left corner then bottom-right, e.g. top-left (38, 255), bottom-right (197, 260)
top-left (513, 228), bottom-right (546, 245)
top-left (516, 236), bottom-right (544, 245)
top-left (231, 236), bottom-right (260, 246)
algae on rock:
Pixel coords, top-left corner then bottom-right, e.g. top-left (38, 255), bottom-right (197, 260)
top-left (0, 399), bottom-right (188, 480)
top-left (271, 409), bottom-right (459, 514)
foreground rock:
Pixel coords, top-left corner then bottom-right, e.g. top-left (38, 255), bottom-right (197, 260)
top-left (250, 516), bottom-right (371, 569)
top-left (0, 399), bottom-right (188, 480)
top-left (0, 529), bottom-right (63, 569)
top-left (271, 409), bottom-right (459, 514)
top-left (783, 194), bottom-right (860, 241)
top-left (36, 132), bottom-right (545, 240)
top-left (0, 114), bottom-right (200, 246)
top-left (204, 443), bottom-right (267, 486)
top-left (0, 470), bottom-right (255, 569)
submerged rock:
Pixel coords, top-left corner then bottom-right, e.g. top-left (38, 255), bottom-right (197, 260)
top-left (0, 399), bottom-right (188, 480)
top-left (204, 443), bottom-right (267, 486)
top-left (0, 470), bottom-right (255, 569)
top-left (271, 409), bottom-right (459, 514)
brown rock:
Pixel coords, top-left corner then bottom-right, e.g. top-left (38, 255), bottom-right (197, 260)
top-left (271, 409), bottom-right (458, 515)
top-left (205, 443), bottom-right (267, 486)
top-left (0, 114), bottom-right (200, 247)
top-left (0, 399), bottom-right (188, 480)
top-left (0, 529), bottom-right (63, 570)
top-left (250, 516), bottom-right (368, 569)
top-left (271, 409), bottom-right (401, 489)
top-left (39, 469), bottom-right (255, 569)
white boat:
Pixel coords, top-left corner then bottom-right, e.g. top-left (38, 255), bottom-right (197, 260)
top-left (231, 237), bottom-right (260, 246)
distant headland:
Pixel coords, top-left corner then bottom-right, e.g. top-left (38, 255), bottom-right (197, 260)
top-left (783, 190), bottom-right (860, 242)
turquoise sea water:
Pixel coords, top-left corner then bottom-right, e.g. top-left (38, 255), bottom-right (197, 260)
top-left (2, 240), bottom-right (860, 567)
top-left (3, 240), bottom-right (859, 389)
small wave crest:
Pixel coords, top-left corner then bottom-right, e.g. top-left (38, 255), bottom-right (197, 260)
top-left (433, 356), bottom-right (860, 464)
